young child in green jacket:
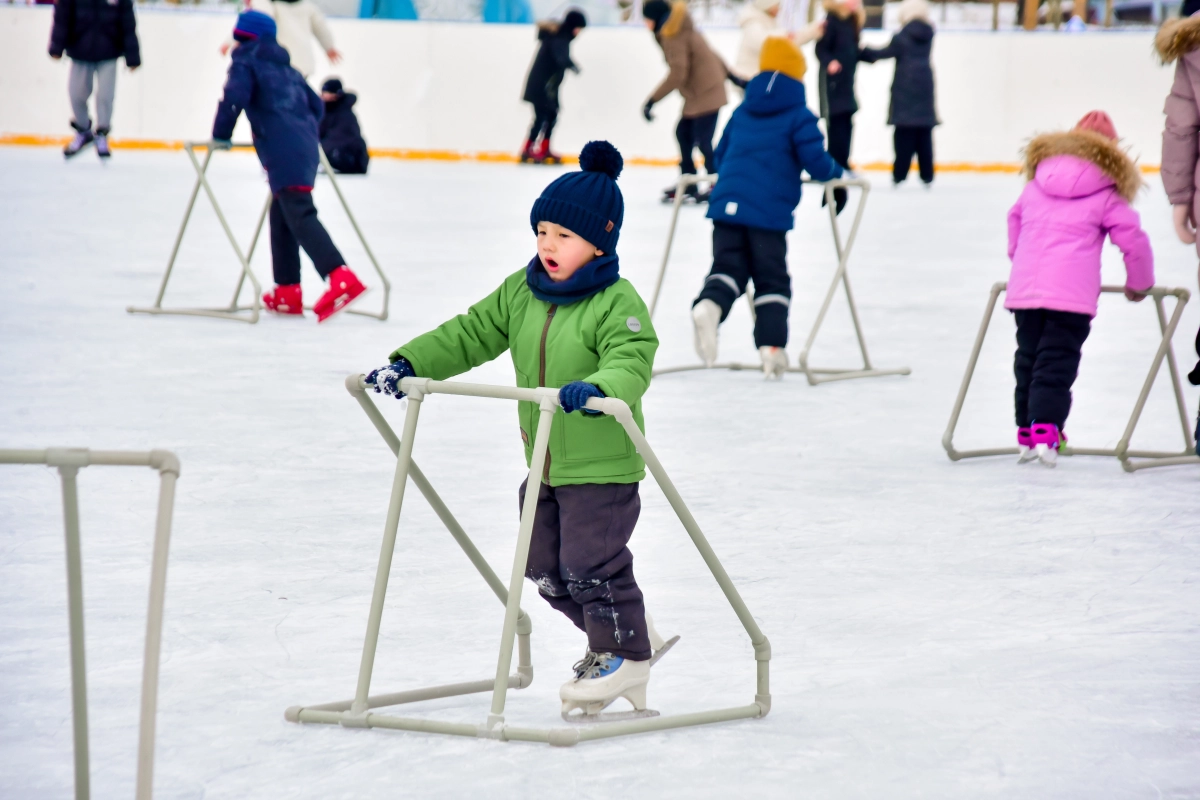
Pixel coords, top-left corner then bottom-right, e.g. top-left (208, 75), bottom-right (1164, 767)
top-left (366, 142), bottom-right (671, 718)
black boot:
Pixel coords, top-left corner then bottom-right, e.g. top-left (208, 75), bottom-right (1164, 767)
top-left (64, 120), bottom-right (94, 159)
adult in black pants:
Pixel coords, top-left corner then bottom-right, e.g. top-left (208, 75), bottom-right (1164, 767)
top-left (860, 0), bottom-right (939, 185)
top-left (1012, 309), bottom-right (1091, 431)
top-left (815, 0), bottom-right (865, 213)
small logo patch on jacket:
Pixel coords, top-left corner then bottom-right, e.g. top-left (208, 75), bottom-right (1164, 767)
top-left (725, 202), bottom-right (738, 215)
top-left (626, 316), bottom-right (642, 333)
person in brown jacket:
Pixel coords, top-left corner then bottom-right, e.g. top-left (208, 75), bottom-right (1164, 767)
top-left (642, 0), bottom-right (734, 203)
top-left (1157, 11), bottom-right (1200, 411)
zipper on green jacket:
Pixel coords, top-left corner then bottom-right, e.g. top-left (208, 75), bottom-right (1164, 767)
top-left (539, 304), bottom-right (558, 483)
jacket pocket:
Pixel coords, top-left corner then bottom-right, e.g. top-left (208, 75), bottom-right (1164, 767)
top-left (515, 369), bottom-right (534, 450)
top-left (557, 411), bottom-right (634, 465)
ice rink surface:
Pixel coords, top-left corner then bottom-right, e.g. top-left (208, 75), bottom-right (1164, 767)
top-left (1, 147), bottom-right (1198, 799)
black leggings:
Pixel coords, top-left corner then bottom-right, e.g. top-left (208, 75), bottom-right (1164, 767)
top-left (269, 189), bottom-right (345, 286)
top-left (825, 112), bottom-right (854, 212)
top-left (676, 111), bottom-right (719, 175)
top-left (1013, 308), bottom-right (1092, 430)
top-left (893, 126), bottom-right (934, 184)
top-left (528, 97), bottom-right (559, 143)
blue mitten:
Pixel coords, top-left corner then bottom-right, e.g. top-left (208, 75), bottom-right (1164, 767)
top-left (365, 357), bottom-right (416, 399)
top-left (559, 381), bottom-right (604, 415)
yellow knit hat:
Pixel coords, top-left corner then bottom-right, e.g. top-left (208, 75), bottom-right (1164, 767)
top-left (759, 35), bottom-right (806, 81)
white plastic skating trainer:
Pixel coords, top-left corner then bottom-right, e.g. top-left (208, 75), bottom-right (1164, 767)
top-left (560, 653), bottom-right (653, 723)
top-left (692, 299), bottom-right (721, 367)
top-left (759, 346), bottom-right (788, 380)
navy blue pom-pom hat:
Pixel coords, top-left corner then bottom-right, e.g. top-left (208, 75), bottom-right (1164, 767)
top-left (530, 141), bottom-right (625, 254)
top-left (234, 10), bottom-right (277, 42)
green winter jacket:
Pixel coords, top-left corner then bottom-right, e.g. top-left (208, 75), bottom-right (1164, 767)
top-left (392, 268), bottom-right (658, 486)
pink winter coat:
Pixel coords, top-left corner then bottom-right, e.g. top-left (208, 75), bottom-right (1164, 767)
top-left (1006, 130), bottom-right (1153, 318)
top-left (1158, 14), bottom-right (1200, 256)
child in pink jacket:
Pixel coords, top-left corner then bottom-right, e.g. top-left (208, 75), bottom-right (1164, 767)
top-left (1006, 111), bottom-right (1154, 466)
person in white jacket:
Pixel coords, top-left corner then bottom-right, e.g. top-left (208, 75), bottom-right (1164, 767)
top-left (221, 0), bottom-right (341, 79)
top-left (733, 0), bottom-right (823, 81)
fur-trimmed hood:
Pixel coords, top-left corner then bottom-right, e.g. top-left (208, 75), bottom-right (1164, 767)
top-left (823, 0), bottom-right (866, 29)
top-left (1156, 14), bottom-right (1200, 63)
top-left (660, 0), bottom-right (693, 38)
top-left (1022, 130), bottom-right (1142, 203)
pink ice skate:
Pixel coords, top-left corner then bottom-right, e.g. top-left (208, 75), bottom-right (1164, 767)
top-left (1029, 423), bottom-right (1065, 467)
top-left (1017, 427), bottom-right (1035, 463)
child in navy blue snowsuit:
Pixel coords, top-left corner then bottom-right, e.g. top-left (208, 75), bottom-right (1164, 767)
top-left (692, 37), bottom-right (842, 379)
top-left (319, 78), bottom-right (369, 175)
top-left (212, 11), bottom-right (367, 322)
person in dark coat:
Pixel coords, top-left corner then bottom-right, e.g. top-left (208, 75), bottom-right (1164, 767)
top-left (815, 0), bottom-right (864, 213)
top-left (691, 38), bottom-right (843, 380)
top-left (859, 0), bottom-right (938, 185)
top-left (212, 11), bottom-right (368, 323)
top-left (319, 78), bottom-right (369, 175)
top-left (521, 9), bottom-right (586, 164)
top-left (48, 0), bottom-right (141, 159)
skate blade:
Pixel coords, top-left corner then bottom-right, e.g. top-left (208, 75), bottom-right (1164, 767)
top-left (561, 707), bottom-right (660, 725)
top-left (648, 635), bottom-right (680, 668)
top-left (317, 287), bottom-right (368, 323)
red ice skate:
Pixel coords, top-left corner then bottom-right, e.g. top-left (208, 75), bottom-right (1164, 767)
top-left (262, 284), bottom-right (304, 315)
top-left (535, 139), bottom-right (562, 165)
top-left (314, 266), bottom-right (366, 322)
top-left (519, 138), bottom-right (538, 163)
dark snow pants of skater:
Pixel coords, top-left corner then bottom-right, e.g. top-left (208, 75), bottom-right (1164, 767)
top-left (69, 59), bottom-right (117, 131)
top-left (1013, 308), bottom-right (1092, 430)
top-left (825, 111), bottom-right (854, 213)
top-left (519, 479), bottom-right (652, 662)
top-left (269, 189), bottom-right (345, 286)
top-left (694, 221), bottom-right (791, 348)
top-left (893, 126), bottom-right (934, 184)
top-left (676, 111), bottom-right (718, 175)
top-left (528, 97), bottom-right (559, 143)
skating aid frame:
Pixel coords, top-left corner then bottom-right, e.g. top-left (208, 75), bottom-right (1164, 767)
top-left (285, 376), bottom-right (772, 746)
top-left (0, 448), bottom-right (181, 800)
top-left (127, 142), bottom-right (390, 323)
top-left (943, 282), bottom-right (1197, 472)
top-left (649, 172), bottom-right (911, 384)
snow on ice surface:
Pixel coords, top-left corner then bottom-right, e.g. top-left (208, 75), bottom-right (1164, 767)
top-left (1, 147), bottom-right (1198, 799)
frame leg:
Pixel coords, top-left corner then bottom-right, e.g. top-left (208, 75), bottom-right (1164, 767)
top-left (59, 465), bottom-right (91, 800)
top-left (351, 393), bottom-right (424, 716)
top-left (318, 146), bottom-right (391, 321)
top-left (943, 282), bottom-right (1006, 459)
top-left (649, 173), bottom-right (694, 319)
top-left (229, 192), bottom-right (272, 311)
top-left (135, 467), bottom-right (178, 800)
top-left (489, 398), bottom-right (556, 724)
top-left (153, 147), bottom-right (212, 310)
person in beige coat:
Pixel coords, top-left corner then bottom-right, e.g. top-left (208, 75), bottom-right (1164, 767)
top-left (732, 0), bottom-right (823, 82)
top-left (642, 0), bottom-right (733, 203)
top-left (221, 0), bottom-right (341, 80)
top-left (1156, 11), bottom-right (1200, 404)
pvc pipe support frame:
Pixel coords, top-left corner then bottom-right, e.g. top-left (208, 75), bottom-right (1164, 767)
top-left (942, 282), bottom-right (1197, 472)
top-left (128, 142), bottom-right (391, 324)
top-left (649, 172), bottom-right (910, 384)
top-left (285, 375), bottom-right (772, 746)
top-left (0, 447), bottom-right (181, 800)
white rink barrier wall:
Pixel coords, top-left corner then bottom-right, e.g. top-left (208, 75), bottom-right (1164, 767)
top-left (0, 6), bottom-right (1172, 167)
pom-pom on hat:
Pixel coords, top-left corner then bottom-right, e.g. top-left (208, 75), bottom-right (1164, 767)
top-left (1074, 110), bottom-right (1118, 141)
top-left (530, 141), bottom-right (625, 254)
top-left (233, 10), bottom-right (276, 42)
top-left (760, 35), bottom-right (806, 81)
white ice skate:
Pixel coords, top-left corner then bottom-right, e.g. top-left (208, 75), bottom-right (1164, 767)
top-left (759, 346), bottom-right (788, 380)
top-left (1017, 445), bottom-right (1038, 464)
top-left (693, 299), bottom-right (721, 367)
top-left (646, 613), bottom-right (680, 666)
top-left (1035, 443), bottom-right (1058, 467)
top-left (560, 652), bottom-right (653, 723)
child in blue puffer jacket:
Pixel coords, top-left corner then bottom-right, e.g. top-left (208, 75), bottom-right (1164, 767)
top-left (691, 36), bottom-right (843, 379)
top-left (212, 10), bottom-right (367, 323)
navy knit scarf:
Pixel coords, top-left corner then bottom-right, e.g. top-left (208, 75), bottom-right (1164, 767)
top-left (525, 254), bottom-right (620, 305)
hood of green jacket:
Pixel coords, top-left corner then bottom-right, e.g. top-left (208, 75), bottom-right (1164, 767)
top-left (391, 268), bottom-right (658, 486)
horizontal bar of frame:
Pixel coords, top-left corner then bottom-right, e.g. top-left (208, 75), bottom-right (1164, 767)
top-left (947, 446), bottom-right (1194, 461)
top-left (1123, 454), bottom-right (1200, 472)
top-left (287, 675), bottom-right (525, 717)
top-left (228, 304), bottom-right (385, 320)
top-left (651, 363), bottom-right (912, 378)
top-left (127, 306), bottom-right (256, 323)
top-left (291, 703), bottom-right (764, 746)
top-left (805, 368), bottom-right (912, 384)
